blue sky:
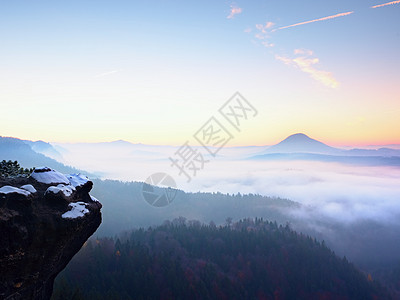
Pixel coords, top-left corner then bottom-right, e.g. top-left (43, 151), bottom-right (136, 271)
top-left (1, 0), bottom-right (399, 145)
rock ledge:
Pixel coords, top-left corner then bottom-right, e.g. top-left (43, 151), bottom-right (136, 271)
top-left (0, 167), bottom-right (102, 300)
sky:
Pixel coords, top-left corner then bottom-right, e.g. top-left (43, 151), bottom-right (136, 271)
top-left (1, 0), bottom-right (399, 146)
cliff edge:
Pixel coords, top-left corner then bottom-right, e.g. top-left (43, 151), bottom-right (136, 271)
top-left (0, 167), bottom-right (102, 300)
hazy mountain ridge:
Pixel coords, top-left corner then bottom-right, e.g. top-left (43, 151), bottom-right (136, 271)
top-left (8, 133), bottom-right (397, 179)
top-left (23, 139), bottom-right (64, 161)
top-left (262, 133), bottom-right (400, 156)
top-left (0, 136), bottom-right (95, 176)
top-left (263, 133), bottom-right (342, 155)
top-left (90, 178), bottom-right (298, 237)
top-left (29, 133), bottom-right (399, 180)
top-left (52, 133), bottom-right (400, 161)
top-left (252, 133), bottom-right (400, 166)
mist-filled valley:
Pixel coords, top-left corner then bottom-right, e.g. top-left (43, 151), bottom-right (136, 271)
top-left (53, 136), bottom-right (400, 262)
top-left (2, 134), bottom-right (400, 298)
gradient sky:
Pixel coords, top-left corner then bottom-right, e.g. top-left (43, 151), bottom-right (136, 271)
top-left (1, 0), bottom-right (399, 146)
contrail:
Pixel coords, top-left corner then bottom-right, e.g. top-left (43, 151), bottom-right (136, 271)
top-left (278, 11), bottom-right (354, 30)
top-left (371, 0), bottom-right (400, 8)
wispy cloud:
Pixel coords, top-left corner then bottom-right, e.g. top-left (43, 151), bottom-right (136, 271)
top-left (254, 22), bottom-right (275, 47)
top-left (294, 49), bottom-right (313, 56)
top-left (227, 5), bottom-right (242, 19)
top-left (261, 41), bottom-right (275, 48)
top-left (278, 11), bottom-right (354, 30)
top-left (256, 22), bottom-right (275, 34)
top-left (94, 69), bottom-right (121, 78)
top-left (276, 49), bottom-right (339, 88)
top-left (371, 0), bottom-right (400, 8)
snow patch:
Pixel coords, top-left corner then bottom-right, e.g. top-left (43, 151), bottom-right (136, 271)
top-left (0, 186), bottom-right (31, 196)
top-left (90, 195), bottom-right (99, 203)
top-left (46, 184), bottom-right (75, 197)
top-left (20, 184), bottom-right (37, 194)
top-left (67, 173), bottom-right (89, 188)
top-left (62, 202), bottom-right (89, 219)
top-left (31, 167), bottom-right (69, 185)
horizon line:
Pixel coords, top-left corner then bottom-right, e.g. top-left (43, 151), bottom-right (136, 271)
top-left (2, 134), bottom-right (400, 149)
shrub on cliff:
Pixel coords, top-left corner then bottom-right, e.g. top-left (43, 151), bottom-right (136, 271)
top-left (0, 160), bottom-right (34, 178)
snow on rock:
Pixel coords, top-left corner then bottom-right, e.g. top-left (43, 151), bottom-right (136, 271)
top-left (46, 184), bottom-right (75, 197)
top-left (62, 202), bottom-right (89, 219)
top-left (90, 195), bottom-right (100, 203)
top-left (0, 186), bottom-right (31, 196)
top-left (20, 184), bottom-right (37, 194)
top-left (66, 173), bottom-right (89, 188)
top-left (31, 167), bottom-right (69, 185)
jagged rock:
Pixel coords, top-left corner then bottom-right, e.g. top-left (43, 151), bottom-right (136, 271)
top-left (0, 168), bottom-right (102, 300)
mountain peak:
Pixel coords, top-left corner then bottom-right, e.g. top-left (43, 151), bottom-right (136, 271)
top-left (109, 140), bottom-right (133, 146)
top-left (266, 133), bottom-right (340, 154)
top-left (283, 133), bottom-right (313, 141)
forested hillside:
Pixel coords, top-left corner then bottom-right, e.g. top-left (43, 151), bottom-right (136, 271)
top-left (90, 179), bottom-right (298, 237)
top-left (52, 219), bottom-right (389, 300)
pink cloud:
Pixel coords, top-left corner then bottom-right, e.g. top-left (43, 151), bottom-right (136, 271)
top-left (254, 22), bottom-right (275, 47)
top-left (227, 5), bottom-right (242, 19)
top-left (275, 50), bottom-right (339, 88)
top-left (261, 41), bottom-right (275, 48)
top-left (255, 22), bottom-right (275, 34)
top-left (294, 49), bottom-right (314, 56)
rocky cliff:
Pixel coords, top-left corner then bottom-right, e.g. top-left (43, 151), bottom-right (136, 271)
top-left (0, 167), bottom-right (102, 300)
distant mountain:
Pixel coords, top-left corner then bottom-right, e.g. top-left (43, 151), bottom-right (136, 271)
top-left (362, 144), bottom-right (400, 150)
top-left (0, 136), bottom-right (91, 175)
top-left (252, 133), bottom-right (400, 166)
top-left (264, 133), bottom-right (342, 155)
top-left (262, 133), bottom-right (400, 157)
top-left (23, 139), bottom-right (63, 161)
top-left (66, 140), bottom-right (137, 147)
top-left (109, 139), bottom-right (135, 146)
top-left (347, 148), bottom-right (400, 157)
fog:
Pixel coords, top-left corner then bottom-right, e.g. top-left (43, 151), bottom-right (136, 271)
top-left (56, 142), bottom-right (400, 226)
top-left (47, 142), bottom-right (400, 267)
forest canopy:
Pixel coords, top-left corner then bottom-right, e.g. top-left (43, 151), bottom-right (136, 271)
top-left (52, 218), bottom-right (389, 300)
